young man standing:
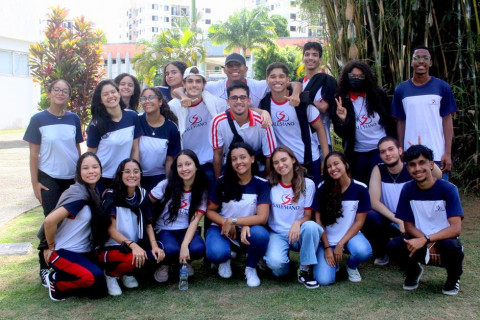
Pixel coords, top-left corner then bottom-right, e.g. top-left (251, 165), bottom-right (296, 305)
top-left (390, 144), bottom-right (464, 295)
top-left (169, 66), bottom-right (227, 183)
top-left (260, 62), bottom-right (329, 184)
top-left (210, 82), bottom-right (277, 179)
top-left (391, 46), bottom-right (457, 179)
top-left (300, 42), bottom-right (337, 154)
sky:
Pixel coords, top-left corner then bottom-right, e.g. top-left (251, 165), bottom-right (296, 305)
top-left (33, 0), bottom-right (250, 43)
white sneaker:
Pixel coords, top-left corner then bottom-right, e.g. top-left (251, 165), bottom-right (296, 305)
top-left (346, 266), bottom-right (362, 282)
top-left (105, 273), bottom-right (122, 296)
top-left (154, 265), bottom-right (169, 283)
top-left (121, 275), bottom-right (138, 288)
top-left (245, 267), bottom-right (260, 287)
top-left (374, 254), bottom-right (390, 266)
top-left (185, 263), bottom-right (194, 277)
top-left (218, 259), bottom-right (232, 278)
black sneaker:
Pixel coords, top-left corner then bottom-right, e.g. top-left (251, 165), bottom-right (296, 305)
top-left (403, 262), bottom-right (424, 290)
top-left (298, 269), bottom-right (319, 289)
top-left (40, 268), bottom-right (49, 288)
top-left (442, 277), bottom-right (460, 296)
top-left (46, 271), bottom-right (65, 301)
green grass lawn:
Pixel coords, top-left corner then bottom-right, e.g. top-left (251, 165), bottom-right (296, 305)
top-left (0, 196), bottom-right (479, 320)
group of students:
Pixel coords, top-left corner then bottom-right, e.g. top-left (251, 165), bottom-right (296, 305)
top-left (24, 41), bottom-right (465, 301)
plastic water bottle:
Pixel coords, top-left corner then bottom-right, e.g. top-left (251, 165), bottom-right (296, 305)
top-left (179, 263), bottom-right (188, 290)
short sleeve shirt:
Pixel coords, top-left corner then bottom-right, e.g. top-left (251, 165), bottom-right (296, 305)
top-left (182, 100), bottom-right (214, 165)
top-left (23, 110), bottom-right (83, 179)
top-left (55, 200), bottom-right (92, 253)
top-left (205, 78), bottom-right (269, 108)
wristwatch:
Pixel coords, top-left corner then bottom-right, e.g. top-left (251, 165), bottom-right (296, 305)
top-left (232, 217), bottom-right (237, 225)
top-left (424, 234), bottom-right (431, 244)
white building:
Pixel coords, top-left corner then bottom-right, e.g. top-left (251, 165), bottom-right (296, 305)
top-left (249, 0), bottom-right (322, 37)
top-left (0, 0), bottom-right (41, 129)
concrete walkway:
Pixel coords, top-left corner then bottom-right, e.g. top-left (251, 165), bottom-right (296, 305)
top-left (0, 132), bottom-right (39, 227)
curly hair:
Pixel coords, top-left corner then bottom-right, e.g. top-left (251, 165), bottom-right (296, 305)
top-left (337, 60), bottom-right (380, 117)
top-left (74, 152), bottom-right (111, 247)
top-left (90, 79), bottom-right (126, 137)
top-left (154, 150), bottom-right (209, 225)
top-left (141, 87), bottom-right (178, 125)
top-left (318, 151), bottom-right (351, 226)
top-left (114, 73), bottom-right (141, 111)
top-left (268, 146), bottom-right (306, 203)
top-left (217, 142), bottom-right (259, 203)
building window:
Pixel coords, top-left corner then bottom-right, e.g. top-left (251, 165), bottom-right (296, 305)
top-left (181, 7), bottom-right (187, 15)
top-left (290, 26), bottom-right (296, 32)
top-left (291, 0), bottom-right (295, 5)
top-left (0, 51), bottom-right (29, 76)
top-left (171, 7), bottom-right (178, 15)
top-left (164, 5), bottom-right (169, 11)
top-left (152, 27), bottom-right (158, 32)
top-left (152, 4), bottom-right (158, 10)
top-left (205, 8), bottom-right (211, 13)
top-left (0, 51), bottom-right (13, 75)
top-left (270, 5), bottom-right (274, 10)
top-left (164, 17), bottom-right (169, 22)
top-left (290, 13), bottom-right (296, 20)
top-left (152, 15), bottom-right (158, 21)
top-left (205, 19), bottom-right (211, 24)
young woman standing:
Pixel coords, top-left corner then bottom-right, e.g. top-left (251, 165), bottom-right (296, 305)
top-left (24, 79), bottom-right (83, 286)
top-left (114, 73), bottom-right (141, 112)
top-left (87, 80), bottom-right (143, 193)
top-left (138, 87), bottom-right (180, 192)
top-left (206, 142), bottom-right (270, 287)
top-left (159, 61), bottom-right (187, 102)
top-left (149, 150), bottom-right (209, 284)
top-left (98, 159), bottom-right (165, 296)
top-left (43, 152), bottom-right (110, 301)
top-left (265, 146), bottom-right (323, 289)
top-left (313, 151), bottom-right (372, 285)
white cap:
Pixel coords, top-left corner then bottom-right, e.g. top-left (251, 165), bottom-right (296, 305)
top-left (183, 66), bottom-right (206, 81)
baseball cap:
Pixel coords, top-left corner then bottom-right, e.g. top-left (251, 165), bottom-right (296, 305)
top-left (183, 66), bottom-right (206, 81)
top-left (225, 53), bottom-right (246, 66)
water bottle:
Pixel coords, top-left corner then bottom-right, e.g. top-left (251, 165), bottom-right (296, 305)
top-left (179, 263), bottom-right (188, 290)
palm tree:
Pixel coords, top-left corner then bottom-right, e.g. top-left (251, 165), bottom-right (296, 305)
top-left (208, 7), bottom-right (277, 56)
top-left (132, 16), bottom-right (206, 86)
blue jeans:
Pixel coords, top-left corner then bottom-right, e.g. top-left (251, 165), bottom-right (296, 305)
top-left (265, 221), bottom-right (323, 277)
top-left (157, 229), bottom-right (205, 263)
top-left (313, 232), bottom-right (372, 286)
top-left (205, 225), bottom-right (269, 268)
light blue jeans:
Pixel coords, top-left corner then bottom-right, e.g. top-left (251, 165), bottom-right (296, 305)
top-left (313, 232), bottom-right (372, 286)
top-left (264, 221), bottom-right (324, 277)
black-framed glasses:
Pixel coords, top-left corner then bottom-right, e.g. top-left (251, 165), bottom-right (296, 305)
top-left (347, 73), bottom-right (365, 80)
top-left (228, 95), bottom-right (248, 101)
top-left (52, 87), bottom-right (70, 95)
top-left (413, 55), bottom-right (431, 61)
top-left (140, 95), bottom-right (157, 102)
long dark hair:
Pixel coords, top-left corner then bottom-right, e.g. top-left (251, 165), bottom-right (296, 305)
top-left (318, 151), bottom-right (351, 226)
top-left (75, 152), bottom-right (111, 247)
top-left (141, 87), bottom-right (178, 125)
top-left (337, 60), bottom-right (379, 117)
top-left (268, 146), bottom-right (306, 203)
top-left (91, 79), bottom-right (125, 137)
top-left (114, 73), bottom-right (141, 111)
top-left (155, 150), bottom-right (209, 224)
top-left (162, 61), bottom-right (187, 87)
top-left (112, 158), bottom-right (143, 204)
top-left (217, 142), bottom-right (258, 203)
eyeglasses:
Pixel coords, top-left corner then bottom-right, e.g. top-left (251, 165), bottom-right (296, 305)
top-left (228, 95), bottom-right (248, 101)
top-left (413, 55), bottom-right (430, 61)
top-left (52, 87), bottom-right (70, 95)
top-left (347, 73), bottom-right (365, 80)
top-left (140, 95), bottom-right (157, 102)
top-left (122, 169), bottom-right (142, 175)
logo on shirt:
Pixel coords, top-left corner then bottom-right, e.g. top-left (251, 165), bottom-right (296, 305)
top-left (281, 194), bottom-right (293, 205)
top-left (189, 114), bottom-right (202, 126)
top-left (435, 204), bottom-right (446, 212)
top-left (273, 111), bottom-right (295, 127)
top-left (185, 114), bottom-right (207, 132)
top-left (180, 199), bottom-right (189, 209)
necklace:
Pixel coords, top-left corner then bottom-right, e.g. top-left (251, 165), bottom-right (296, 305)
top-left (146, 116), bottom-right (164, 136)
top-left (47, 108), bottom-right (65, 119)
top-left (354, 99), bottom-right (366, 123)
top-left (149, 125), bottom-right (158, 136)
top-left (387, 170), bottom-right (400, 184)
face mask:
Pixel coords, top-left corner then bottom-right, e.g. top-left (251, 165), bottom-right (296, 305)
top-left (349, 79), bottom-right (366, 92)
